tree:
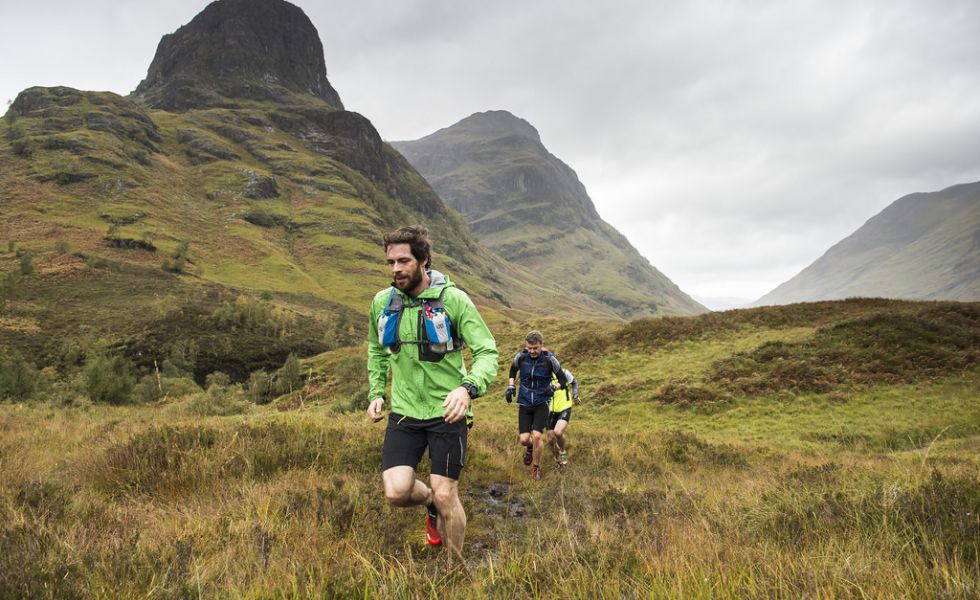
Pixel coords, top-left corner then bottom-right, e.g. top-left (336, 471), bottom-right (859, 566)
top-left (0, 353), bottom-right (38, 401)
top-left (276, 353), bottom-right (303, 395)
top-left (84, 354), bottom-right (135, 404)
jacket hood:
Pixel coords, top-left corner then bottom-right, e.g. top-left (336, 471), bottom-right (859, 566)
top-left (419, 269), bottom-right (455, 297)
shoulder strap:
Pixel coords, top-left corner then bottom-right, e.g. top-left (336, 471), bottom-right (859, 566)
top-left (384, 287), bottom-right (404, 313)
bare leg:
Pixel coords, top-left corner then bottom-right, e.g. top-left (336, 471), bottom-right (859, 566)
top-left (552, 419), bottom-right (569, 453)
top-left (547, 430), bottom-right (560, 459)
top-left (431, 474), bottom-right (466, 564)
top-left (531, 430), bottom-right (544, 466)
top-left (383, 466), bottom-right (433, 507)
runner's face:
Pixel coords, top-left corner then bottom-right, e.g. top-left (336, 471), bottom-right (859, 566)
top-left (525, 342), bottom-right (542, 358)
top-left (386, 243), bottom-right (425, 294)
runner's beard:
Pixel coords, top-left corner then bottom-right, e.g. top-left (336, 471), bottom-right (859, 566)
top-left (393, 264), bottom-right (424, 293)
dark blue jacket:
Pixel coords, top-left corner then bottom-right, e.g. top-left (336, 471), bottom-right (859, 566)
top-left (509, 350), bottom-right (567, 406)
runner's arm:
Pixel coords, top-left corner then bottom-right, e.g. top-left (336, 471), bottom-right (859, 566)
top-left (550, 355), bottom-right (568, 388)
top-left (366, 300), bottom-right (390, 403)
top-left (453, 291), bottom-right (498, 395)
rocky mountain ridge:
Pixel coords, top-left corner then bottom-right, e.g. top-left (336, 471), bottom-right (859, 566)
top-left (392, 110), bottom-right (706, 318)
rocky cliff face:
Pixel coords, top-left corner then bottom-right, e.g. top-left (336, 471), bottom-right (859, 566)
top-left (132, 0), bottom-right (343, 111)
top-left (393, 110), bottom-right (706, 318)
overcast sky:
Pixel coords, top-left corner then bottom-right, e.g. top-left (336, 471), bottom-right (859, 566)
top-left (3, 0), bottom-right (980, 301)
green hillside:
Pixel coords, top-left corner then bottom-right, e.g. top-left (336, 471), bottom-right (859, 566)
top-left (756, 181), bottom-right (980, 305)
top-left (2, 299), bottom-right (977, 597)
top-left (392, 110), bottom-right (706, 319)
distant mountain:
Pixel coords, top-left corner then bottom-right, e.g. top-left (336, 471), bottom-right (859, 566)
top-left (693, 296), bottom-right (751, 312)
top-left (392, 111), bottom-right (706, 318)
top-left (755, 181), bottom-right (980, 306)
top-left (0, 0), bottom-right (603, 378)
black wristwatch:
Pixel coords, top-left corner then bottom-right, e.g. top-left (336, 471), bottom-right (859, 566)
top-left (462, 382), bottom-right (480, 399)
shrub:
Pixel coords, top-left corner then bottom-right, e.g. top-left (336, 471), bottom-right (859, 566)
top-left (205, 371), bottom-right (231, 390)
top-left (330, 355), bottom-right (370, 413)
top-left (184, 385), bottom-right (248, 417)
top-left (19, 253), bottom-right (33, 275)
top-left (243, 207), bottom-right (283, 228)
top-left (83, 353), bottom-right (135, 404)
top-left (655, 378), bottom-right (730, 411)
top-left (277, 353), bottom-right (303, 395)
top-left (132, 149), bottom-right (151, 166)
top-left (247, 370), bottom-right (275, 404)
top-left (133, 374), bottom-right (202, 403)
top-left (162, 240), bottom-right (191, 273)
top-left (0, 352), bottom-right (38, 400)
top-left (104, 236), bottom-right (156, 251)
top-left (11, 139), bottom-right (31, 157)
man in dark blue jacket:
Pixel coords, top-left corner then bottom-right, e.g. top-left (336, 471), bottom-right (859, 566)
top-left (505, 330), bottom-right (567, 480)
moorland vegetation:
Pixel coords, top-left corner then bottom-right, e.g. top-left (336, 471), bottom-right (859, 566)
top-left (1, 299), bottom-right (977, 598)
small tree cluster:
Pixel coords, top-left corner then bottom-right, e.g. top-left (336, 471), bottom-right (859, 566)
top-left (0, 352), bottom-right (39, 401)
top-left (322, 311), bottom-right (360, 350)
top-left (83, 353), bottom-right (135, 405)
top-left (212, 294), bottom-right (297, 338)
top-left (246, 353), bottom-right (305, 404)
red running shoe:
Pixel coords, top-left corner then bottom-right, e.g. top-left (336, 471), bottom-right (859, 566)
top-left (523, 447), bottom-right (533, 466)
top-left (530, 465), bottom-right (542, 481)
top-left (425, 504), bottom-right (442, 546)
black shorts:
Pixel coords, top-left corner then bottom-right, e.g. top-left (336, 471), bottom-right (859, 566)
top-left (382, 413), bottom-right (467, 480)
top-left (548, 408), bottom-right (572, 430)
top-left (518, 403), bottom-right (549, 434)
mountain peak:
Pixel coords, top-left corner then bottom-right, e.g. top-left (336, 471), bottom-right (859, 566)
top-left (131, 0), bottom-right (343, 111)
top-left (431, 110), bottom-right (540, 142)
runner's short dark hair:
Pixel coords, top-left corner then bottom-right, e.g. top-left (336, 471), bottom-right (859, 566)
top-left (383, 226), bottom-right (432, 269)
top-left (525, 330), bottom-right (544, 345)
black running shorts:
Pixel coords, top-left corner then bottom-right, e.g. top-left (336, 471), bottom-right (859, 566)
top-left (518, 403), bottom-right (549, 434)
top-left (548, 408), bottom-right (572, 431)
top-left (382, 413), bottom-right (467, 480)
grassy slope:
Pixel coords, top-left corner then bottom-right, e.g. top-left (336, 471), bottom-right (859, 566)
top-left (0, 89), bottom-right (607, 373)
top-left (1, 299), bottom-right (977, 597)
top-left (757, 182), bottom-right (980, 305)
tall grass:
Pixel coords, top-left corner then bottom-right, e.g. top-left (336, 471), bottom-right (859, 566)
top-left (1, 387), bottom-right (977, 598)
top-left (2, 300), bottom-right (978, 597)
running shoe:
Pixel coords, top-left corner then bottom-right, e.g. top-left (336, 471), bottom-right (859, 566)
top-left (425, 504), bottom-right (442, 546)
top-left (530, 465), bottom-right (541, 481)
top-left (523, 447), bottom-right (533, 466)
top-left (559, 450), bottom-right (568, 466)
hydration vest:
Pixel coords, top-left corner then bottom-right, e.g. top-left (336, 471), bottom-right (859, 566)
top-left (512, 349), bottom-right (564, 406)
top-left (377, 286), bottom-right (463, 361)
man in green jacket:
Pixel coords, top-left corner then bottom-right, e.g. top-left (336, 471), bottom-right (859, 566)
top-left (366, 226), bottom-right (498, 562)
